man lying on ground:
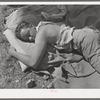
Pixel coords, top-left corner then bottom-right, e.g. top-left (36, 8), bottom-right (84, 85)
top-left (4, 5), bottom-right (100, 88)
top-left (8, 21), bottom-right (100, 74)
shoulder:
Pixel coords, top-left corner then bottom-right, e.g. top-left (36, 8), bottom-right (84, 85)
top-left (39, 24), bottom-right (58, 34)
top-left (36, 24), bottom-right (60, 43)
top-left (35, 26), bottom-right (48, 42)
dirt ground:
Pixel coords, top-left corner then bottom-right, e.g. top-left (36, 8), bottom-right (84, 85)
top-left (0, 5), bottom-right (52, 89)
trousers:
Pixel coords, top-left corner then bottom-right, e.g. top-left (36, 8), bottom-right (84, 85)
top-left (73, 27), bottom-right (100, 73)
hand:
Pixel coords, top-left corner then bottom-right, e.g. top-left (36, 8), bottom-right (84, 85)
top-left (41, 12), bottom-right (51, 20)
top-left (9, 46), bottom-right (16, 56)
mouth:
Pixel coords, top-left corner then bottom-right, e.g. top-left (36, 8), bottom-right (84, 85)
top-left (29, 37), bottom-right (35, 43)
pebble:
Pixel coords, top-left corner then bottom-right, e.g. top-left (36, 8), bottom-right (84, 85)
top-left (26, 79), bottom-right (36, 88)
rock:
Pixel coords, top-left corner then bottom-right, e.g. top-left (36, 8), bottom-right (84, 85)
top-left (26, 79), bottom-right (36, 88)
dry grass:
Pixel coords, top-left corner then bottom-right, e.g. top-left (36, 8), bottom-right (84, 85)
top-left (0, 5), bottom-right (52, 89)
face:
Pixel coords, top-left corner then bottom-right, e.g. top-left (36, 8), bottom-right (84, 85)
top-left (20, 27), bottom-right (36, 42)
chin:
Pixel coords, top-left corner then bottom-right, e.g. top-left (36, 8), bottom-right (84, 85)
top-left (29, 40), bottom-right (35, 43)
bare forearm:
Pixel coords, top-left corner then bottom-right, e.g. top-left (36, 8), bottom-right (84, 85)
top-left (11, 51), bottom-right (34, 68)
top-left (57, 5), bottom-right (67, 16)
top-left (51, 9), bottom-right (67, 19)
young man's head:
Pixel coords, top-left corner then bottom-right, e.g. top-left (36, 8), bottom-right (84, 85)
top-left (15, 21), bottom-right (37, 43)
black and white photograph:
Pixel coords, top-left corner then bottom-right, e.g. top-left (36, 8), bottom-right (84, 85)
top-left (0, 1), bottom-right (100, 98)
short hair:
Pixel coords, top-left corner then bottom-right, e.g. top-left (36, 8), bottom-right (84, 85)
top-left (15, 21), bottom-right (32, 42)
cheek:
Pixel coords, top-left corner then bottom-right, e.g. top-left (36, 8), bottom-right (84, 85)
top-left (21, 31), bottom-right (28, 39)
top-left (20, 33), bottom-right (28, 41)
top-left (21, 34), bottom-right (26, 40)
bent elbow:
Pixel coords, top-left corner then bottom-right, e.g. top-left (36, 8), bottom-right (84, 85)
top-left (29, 61), bottom-right (38, 70)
